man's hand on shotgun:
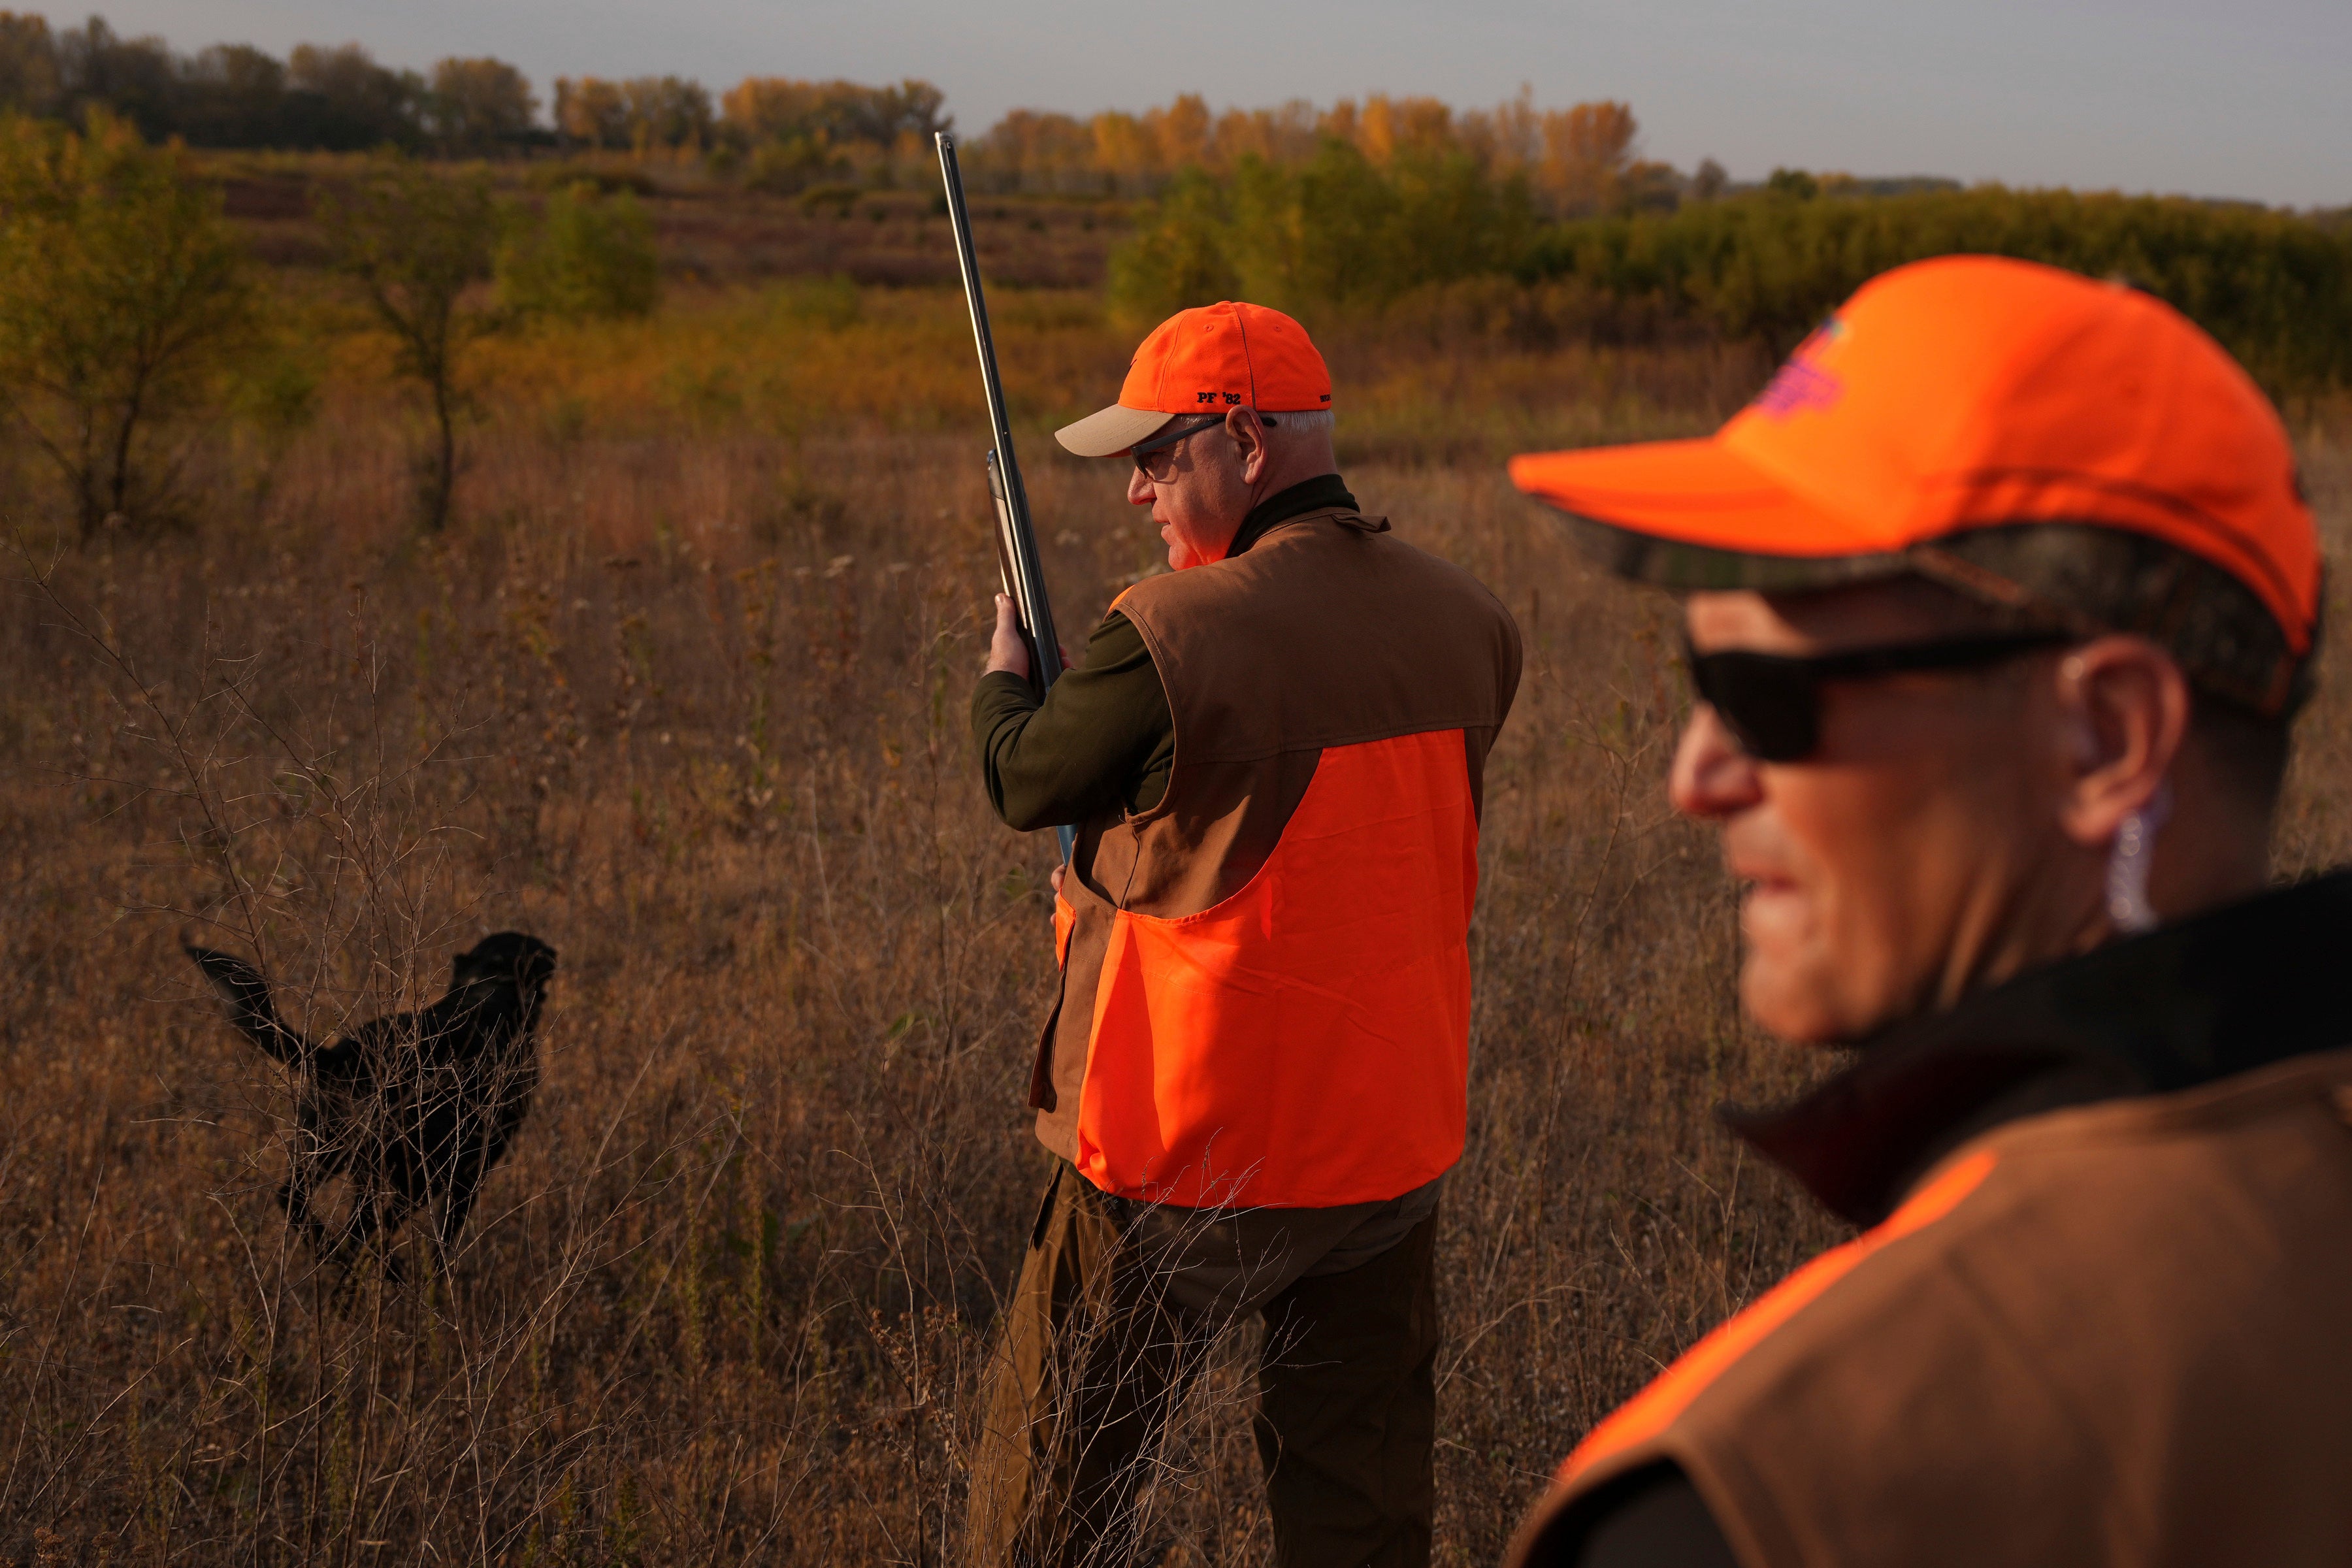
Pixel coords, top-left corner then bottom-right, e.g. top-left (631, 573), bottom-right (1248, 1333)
top-left (988, 593), bottom-right (1071, 681)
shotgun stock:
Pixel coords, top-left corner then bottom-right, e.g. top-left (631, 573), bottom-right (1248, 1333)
top-left (938, 132), bottom-right (1075, 862)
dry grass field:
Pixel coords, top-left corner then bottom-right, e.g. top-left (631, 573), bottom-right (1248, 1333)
top-left (4, 274), bottom-right (2351, 1564)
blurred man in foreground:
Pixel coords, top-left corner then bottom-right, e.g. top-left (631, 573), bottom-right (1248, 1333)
top-left (1506, 255), bottom-right (2350, 1567)
top-left (966, 301), bottom-right (1520, 1567)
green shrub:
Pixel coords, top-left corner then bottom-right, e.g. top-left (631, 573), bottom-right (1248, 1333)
top-left (1105, 168), bottom-right (1239, 326)
top-left (1252, 143), bottom-right (1530, 307)
top-left (743, 136), bottom-right (843, 196)
top-left (0, 110), bottom-right (255, 536)
top-left (795, 182), bottom-right (860, 218)
top-left (1110, 155), bottom-right (2352, 395)
top-left (525, 159), bottom-right (657, 197)
top-left (1109, 142), bottom-right (1535, 327)
top-left (767, 273), bottom-right (861, 330)
top-left (498, 180), bottom-right (660, 321)
top-left (1528, 186), bottom-right (2352, 393)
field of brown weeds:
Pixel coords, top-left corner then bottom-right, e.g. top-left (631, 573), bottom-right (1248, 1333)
top-left (5, 291), bottom-right (2352, 1564)
top-left (208, 152), bottom-right (1123, 289)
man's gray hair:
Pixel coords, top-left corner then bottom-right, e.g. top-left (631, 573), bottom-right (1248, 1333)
top-left (1267, 408), bottom-right (1335, 436)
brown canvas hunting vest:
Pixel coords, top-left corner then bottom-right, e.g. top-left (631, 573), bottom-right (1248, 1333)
top-left (1032, 507), bottom-right (1520, 1209)
top-left (1512, 1047), bottom-right (2352, 1567)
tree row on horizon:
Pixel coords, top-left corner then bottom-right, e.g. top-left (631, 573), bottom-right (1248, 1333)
top-left (0, 7), bottom-right (1770, 215)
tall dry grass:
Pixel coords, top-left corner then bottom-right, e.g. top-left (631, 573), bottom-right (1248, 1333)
top-left (4, 289), bottom-right (2350, 1564)
top-left (268, 276), bottom-right (1769, 466)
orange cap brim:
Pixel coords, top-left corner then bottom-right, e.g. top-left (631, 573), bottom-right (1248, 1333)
top-left (1507, 438), bottom-right (1884, 562)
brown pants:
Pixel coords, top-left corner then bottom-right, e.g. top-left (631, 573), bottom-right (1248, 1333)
top-left (966, 1162), bottom-right (1440, 1568)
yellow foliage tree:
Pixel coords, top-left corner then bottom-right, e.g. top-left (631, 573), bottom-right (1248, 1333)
top-left (427, 56), bottom-right (535, 155)
top-left (554, 76), bottom-right (629, 150)
top-left (1537, 100), bottom-right (1638, 216)
top-left (0, 111), bottom-right (254, 536)
top-left (963, 90), bottom-right (1646, 210)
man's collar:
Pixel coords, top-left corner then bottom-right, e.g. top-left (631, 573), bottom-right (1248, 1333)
top-left (1226, 473), bottom-right (1358, 559)
top-left (1723, 872), bottom-right (2352, 1226)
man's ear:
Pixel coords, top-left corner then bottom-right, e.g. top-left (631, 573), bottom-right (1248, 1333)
top-left (2053, 636), bottom-right (2192, 849)
top-left (1227, 404), bottom-right (1269, 484)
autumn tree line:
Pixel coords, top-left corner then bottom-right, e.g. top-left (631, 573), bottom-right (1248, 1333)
top-left (0, 14), bottom-right (540, 155)
top-left (0, 10), bottom-right (950, 178)
top-left (0, 8), bottom-right (2345, 546)
top-left (968, 91), bottom-right (1689, 212)
top-left (0, 12), bottom-right (1676, 205)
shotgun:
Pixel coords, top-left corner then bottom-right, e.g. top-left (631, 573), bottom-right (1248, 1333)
top-left (938, 131), bottom-right (1075, 862)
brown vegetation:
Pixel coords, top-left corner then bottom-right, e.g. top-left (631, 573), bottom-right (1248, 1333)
top-left (5, 272), bottom-right (2352, 1563)
top-left (200, 154), bottom-right (1119, 291)
top-left (0, 25), bottom-right (2347, 1565)
top-left (0, 424), bottom-right (1722, 1563)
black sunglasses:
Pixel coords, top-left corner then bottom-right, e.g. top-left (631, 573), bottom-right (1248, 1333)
top-left (1683, 631), bottom-right (2076, 762)
top-left (1130, 414), bottom-right (1229, 477)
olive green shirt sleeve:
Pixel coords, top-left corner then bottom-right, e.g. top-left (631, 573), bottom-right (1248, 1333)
top-left (972, 610), bottom-right (1175, 832)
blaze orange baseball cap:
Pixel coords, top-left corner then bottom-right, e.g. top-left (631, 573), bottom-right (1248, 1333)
top-left (1511, 255), bottom-right (2319, 712)
top-left (1057, 301), bottom-right (1333, 458)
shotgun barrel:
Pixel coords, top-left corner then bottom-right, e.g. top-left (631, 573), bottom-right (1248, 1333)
top-left (938, 132), bottom-right (1075, 862)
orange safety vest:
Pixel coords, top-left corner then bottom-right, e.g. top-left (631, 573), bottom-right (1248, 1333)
top-left (1032, 508), bottom-right (1521, 1209)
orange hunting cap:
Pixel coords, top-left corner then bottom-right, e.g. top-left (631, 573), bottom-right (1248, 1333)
top-left (1057, 301), bottom-right (1333, 458)
top-left (1510, 255), bottom-right (2319, 713)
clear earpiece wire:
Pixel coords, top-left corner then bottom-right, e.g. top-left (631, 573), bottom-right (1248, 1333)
top-left (2105, 781), bottom-right (2174, 936)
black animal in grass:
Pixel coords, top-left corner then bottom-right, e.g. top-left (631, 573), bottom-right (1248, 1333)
top-left (184, 931), bottom-right (557, 1285)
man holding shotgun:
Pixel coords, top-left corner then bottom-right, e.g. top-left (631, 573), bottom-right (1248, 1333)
top-left (966, 301), bottom-right (1520, 1565)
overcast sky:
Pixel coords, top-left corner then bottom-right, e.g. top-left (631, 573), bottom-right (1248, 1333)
top-left (96, 0), bottom-right (2352, 207)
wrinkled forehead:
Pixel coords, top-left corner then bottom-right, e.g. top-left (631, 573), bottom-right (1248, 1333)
top-left (1684, 576), bottom-right (1998, 655)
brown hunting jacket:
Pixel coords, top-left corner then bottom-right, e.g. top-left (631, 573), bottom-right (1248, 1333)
top-left (1514, 872), bottom-right (2352, 1568)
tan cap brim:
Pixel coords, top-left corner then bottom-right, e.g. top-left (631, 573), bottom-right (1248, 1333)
top-left (1056, 403), bottom-right (1173, 459)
